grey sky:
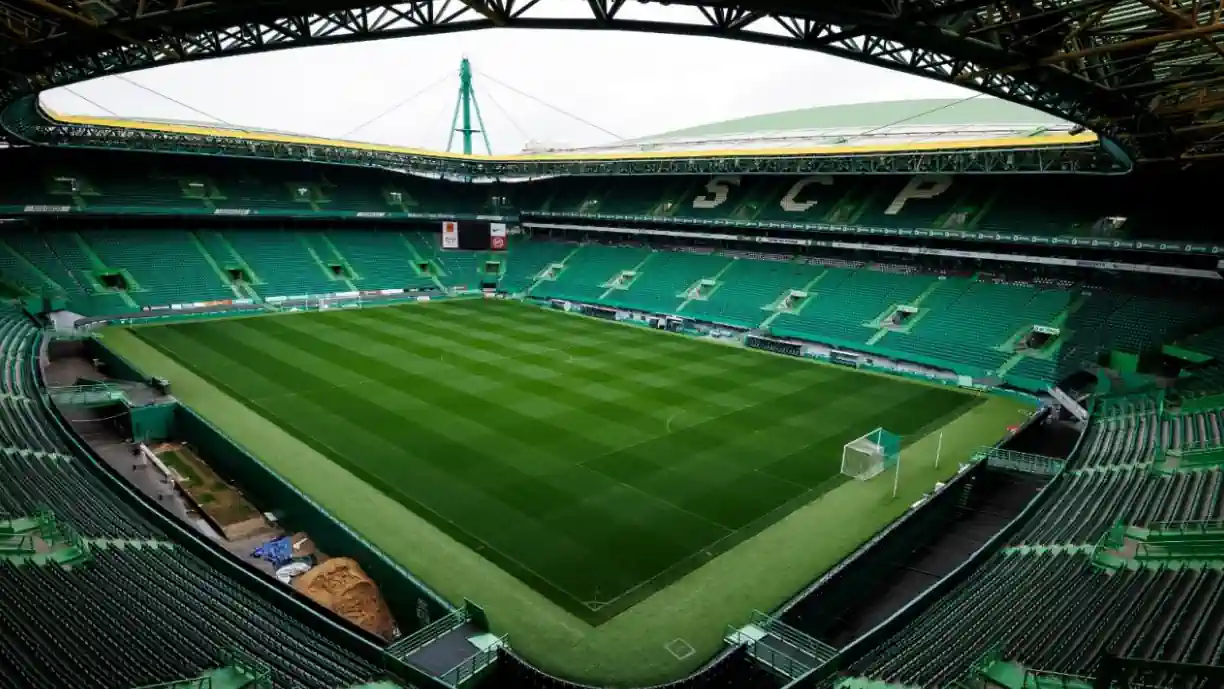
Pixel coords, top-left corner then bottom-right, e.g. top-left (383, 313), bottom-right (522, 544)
top-left (42, 7), bottom-right (981, 154)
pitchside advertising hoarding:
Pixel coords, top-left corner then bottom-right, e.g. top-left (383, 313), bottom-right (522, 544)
top-left (440, 220), bottom-right (509, 251)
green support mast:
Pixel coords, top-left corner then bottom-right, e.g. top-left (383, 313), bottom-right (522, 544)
top-left (447, 57), bottom-right (493, 155)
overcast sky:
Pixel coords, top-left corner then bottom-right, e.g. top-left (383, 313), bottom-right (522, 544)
top-left (41, 5), bottom-right (980, 154)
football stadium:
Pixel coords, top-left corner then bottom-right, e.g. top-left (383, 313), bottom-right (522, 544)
top-left (2, 2), bottom-right (1224, 689)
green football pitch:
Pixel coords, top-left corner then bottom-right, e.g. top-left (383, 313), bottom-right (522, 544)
top-left (130, 298), bottom-right (985, 622)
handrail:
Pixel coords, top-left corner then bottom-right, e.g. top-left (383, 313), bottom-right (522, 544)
top-left (1147, 518), bottom-right (1224, 533)
top-left (774, 405), bottom-right (1054, 620)
top-left (29, 331), bottom-right (436, 686)
top-left (778, 405), bottom-right (1077, 688)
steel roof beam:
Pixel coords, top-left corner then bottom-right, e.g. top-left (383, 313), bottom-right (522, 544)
top-left (0, 0), bottom-right (1219, 162)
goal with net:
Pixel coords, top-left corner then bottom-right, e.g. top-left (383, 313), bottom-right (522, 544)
top-left (841, 427), bottom-right (901, 480)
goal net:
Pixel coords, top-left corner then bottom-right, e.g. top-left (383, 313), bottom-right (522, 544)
top-left (313, 295), bottom-right (363, 312)
top-left (841, 427), bottom-right (901, 480)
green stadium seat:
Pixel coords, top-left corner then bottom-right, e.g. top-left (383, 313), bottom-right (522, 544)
top-left (532, 243), bottom-right (651, 303)
top-left (603, 249), bottom-right (730, 314)
top-left (222, 230), bottom-right (341, 297)
top-left (844, 408), bottom-right (1224, 687)
top-left (682, 255), bottom-right (822, 328)
top-left (0, 304), bottom-right (387, 688)
top-left (498, 237), bottom-right (577, 294)
top-left (85, 229), bottom-right (233, 307)
top-left (327, 230), bottom-right (437, 291)
top-left (771, 266), bottom-right (938, 346)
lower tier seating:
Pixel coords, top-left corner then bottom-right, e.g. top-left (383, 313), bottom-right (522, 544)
top-left (0, 305), bottom-right (386, 688)
top-left (604, 248), bottom-right (729, 315)
top-left (0, 546), bottom-right (379, 689)
top-left (681, 255), bottom-right (822, 328)
top-left (845, 554), bottom-right (1224, 686)
top-left (843, 412), bottom-right (1224, 686)
top-left (498, 238), bottom-right (576, 293)
top-left (532, 243), bottom-right (650, 303)
top-left (3, 233), bottom-right (1220, 390)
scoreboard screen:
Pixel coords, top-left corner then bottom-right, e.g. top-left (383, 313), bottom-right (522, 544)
top-left (441, 221), bottom-right (507, 251)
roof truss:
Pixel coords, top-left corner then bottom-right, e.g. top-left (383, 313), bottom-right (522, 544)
top-left (0, 0), bottom-right (1220, 162)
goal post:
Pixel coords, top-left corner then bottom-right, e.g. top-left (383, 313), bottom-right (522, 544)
top-left (841, 427), bottom-right (901, 481)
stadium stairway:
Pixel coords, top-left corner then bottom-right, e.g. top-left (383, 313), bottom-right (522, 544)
top-left (223, 230), bottom-right (339, 297)
top-left (772, 267), bottom-right (937, 347)
top-left (327, 230), bottom-right (437, 292)
top-left (185, 232), bottom-right (245, 299)
top-left (682, 256), bottom-right (822, 330)
top-left (675, 259), bottom-right (736, 313)
top-left (836, 407), bottom-right (1224, 687)
top-left (3, 232), bottom-right (133, 314)
top-left (863, 277), bottom-right (947, 347)
top-left (872, 278), bottom-right (1070, 379)
top-left (396, 232), bottom-right (447, 292)
top-left (0, 237), bottom-right (65, 297)
top-left (85, 229), bottom-right (235, 308)
top-left (300, 232), bottom-right (358, 292)
top-left (598, 251), bottom-right (655, 301)
top-left (195, 230), bottom-right (263, 301)
top-left (434, 248), bottom-right (488, 291)
top-left (497, 238), bottom-right (577, 294)
top-left (532, 243), bottom-right (650, 304)
top-left (728, 611), bottom-right (839, 681)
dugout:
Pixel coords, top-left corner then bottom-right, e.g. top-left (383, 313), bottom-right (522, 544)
top-left (745, 335), bottom-right (802, 357)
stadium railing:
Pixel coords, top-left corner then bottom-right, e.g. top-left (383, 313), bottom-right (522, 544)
top-left (34, 331), bottom-right (449, 689)
top-left (780, 405), bottom-right (1082, 688)
top-left (84, 334), bottom-right (457, 633)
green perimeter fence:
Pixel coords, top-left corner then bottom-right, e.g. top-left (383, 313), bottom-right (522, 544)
top-left (31, 335), bottom-right (447, 688)
top-left (780, 404), bottom-right (1074, 688)
top-left (45, 332), bottom-right (457, 687)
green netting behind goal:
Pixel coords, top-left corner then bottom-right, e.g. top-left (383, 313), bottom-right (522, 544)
top-left (841, 427), bottom-right (901, 480)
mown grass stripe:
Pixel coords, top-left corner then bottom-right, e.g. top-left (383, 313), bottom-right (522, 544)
top-left (135, 299), bottom-right (986, 623)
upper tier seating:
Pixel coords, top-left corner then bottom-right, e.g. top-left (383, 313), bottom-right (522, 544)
top-left (4, 147), bottom-right (1221, 243)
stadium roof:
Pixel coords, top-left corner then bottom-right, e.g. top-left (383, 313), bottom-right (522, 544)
top-left (44, 103), bottom-right (1098, 162)
top-left (527, 98), bottom-right (1079, 155)
top-left (654, 99), bottom-right (1064, 139)
top-left (0, 0), bottom-right (1221, 163)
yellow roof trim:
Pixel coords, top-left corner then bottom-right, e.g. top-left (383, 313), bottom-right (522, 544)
top-left (47, 109), bottom-right (1101, 162)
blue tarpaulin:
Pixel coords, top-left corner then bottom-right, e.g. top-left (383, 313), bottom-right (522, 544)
top-left (251, 537), bottom-right (293, 567)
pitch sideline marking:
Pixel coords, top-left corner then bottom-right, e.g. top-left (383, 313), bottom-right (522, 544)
top-left (143, 337), bottom-right (600, 622)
